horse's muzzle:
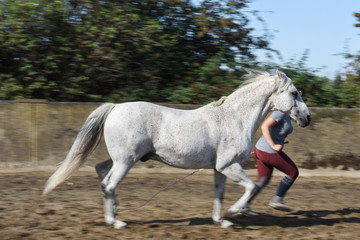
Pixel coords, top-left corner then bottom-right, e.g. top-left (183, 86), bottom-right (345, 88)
top-left (305, 114), bottom-right (311, 127)
top-left (298, 114), bottom-right (311, 128)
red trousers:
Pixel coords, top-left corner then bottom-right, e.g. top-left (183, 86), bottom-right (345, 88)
top-left (254, 147), bottom-right (299, 182)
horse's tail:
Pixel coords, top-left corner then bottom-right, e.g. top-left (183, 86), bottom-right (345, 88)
top-left (43, 103), bottom-right (116, 195)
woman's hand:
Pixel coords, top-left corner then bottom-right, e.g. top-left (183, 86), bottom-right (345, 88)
top-left (271, 144), bottom-right (283, 152)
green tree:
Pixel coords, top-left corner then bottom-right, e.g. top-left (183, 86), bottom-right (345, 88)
top-left (339, 12), bottom-right (360, 107)
top-left (0, 0), bottom-right (272, 103)
top-left (325, 9), bottom-right (360, 108)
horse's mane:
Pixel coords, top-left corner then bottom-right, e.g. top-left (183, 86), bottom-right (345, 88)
top-left (211, 70), bottom-right (292, 107)
top-left (212, 96), bottom-right (228, 107)
top-left (239, 70), bottom-right (271, 88)
top-left (212, 70), bottom-right (270, 107)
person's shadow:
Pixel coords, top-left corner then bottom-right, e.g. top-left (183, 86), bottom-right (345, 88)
top-left (140, 207), bottom-right (360, 228)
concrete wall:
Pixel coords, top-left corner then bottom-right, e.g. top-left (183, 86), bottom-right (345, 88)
top-left (0, 101), bottom-right (359, 170)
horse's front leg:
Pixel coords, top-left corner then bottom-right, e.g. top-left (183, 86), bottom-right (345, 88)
top-left (213, 170), bottom-right (226, 223)
top-left (217, 161), bottom-right (256, 218)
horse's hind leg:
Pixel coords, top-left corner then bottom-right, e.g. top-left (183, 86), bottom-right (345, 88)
top-left (95, 159), bottom-right (118, 226)
top-left (95, 158), bottom-right (113, 180)
top-left (101, 160), bottom-right (134, 229)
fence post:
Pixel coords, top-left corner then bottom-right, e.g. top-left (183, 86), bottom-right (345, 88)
top-left (15, 99), bottom-right (48, 166)
top-left (30, 103), bottom-right (38, 166)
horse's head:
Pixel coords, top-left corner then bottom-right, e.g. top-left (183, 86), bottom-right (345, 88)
top-left (270, 70), bottom-right (311, 127)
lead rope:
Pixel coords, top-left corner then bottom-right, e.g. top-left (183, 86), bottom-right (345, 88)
top-left (119, 168), bottom-right (204, 211)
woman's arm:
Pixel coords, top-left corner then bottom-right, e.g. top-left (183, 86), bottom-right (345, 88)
top-left (261, 117), bottom-right (283, 152)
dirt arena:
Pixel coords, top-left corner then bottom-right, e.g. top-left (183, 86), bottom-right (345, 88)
top-left (1, 167), bottom-right (359, 240)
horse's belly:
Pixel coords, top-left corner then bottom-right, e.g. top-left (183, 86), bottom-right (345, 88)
top-left (155, 150), bottom-right (216, 169)
top-left (161, 157), bottom-right (215, 169)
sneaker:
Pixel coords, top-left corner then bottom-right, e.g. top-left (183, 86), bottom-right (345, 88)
top-left (269, 196), bottom-right (292, 211)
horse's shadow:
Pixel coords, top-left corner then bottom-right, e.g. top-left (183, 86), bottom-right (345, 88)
top-left (142, 207), bottom-right (360, 228)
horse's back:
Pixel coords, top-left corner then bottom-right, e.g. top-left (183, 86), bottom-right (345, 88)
top-left (107, 101), bottom-right (201, 126)
top-left (103, 101), bottom-right (203, 145)
top-left (112, 101), bottom-right (192, 115)
top-left (104, 101), bottom-right (163, 134)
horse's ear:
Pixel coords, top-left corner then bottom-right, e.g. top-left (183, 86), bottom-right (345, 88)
top-left (276, 69), bottom-right (286, 80)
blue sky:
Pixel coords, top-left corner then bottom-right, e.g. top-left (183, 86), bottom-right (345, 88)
top-left (246, 0), bottom-right (360, 78)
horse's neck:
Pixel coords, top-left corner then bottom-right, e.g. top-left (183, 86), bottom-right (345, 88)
top-left (225, 79), bottom-right (275, 136)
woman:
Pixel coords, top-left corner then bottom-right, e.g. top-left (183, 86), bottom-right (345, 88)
top-left (245, 110), bottom-right (299, 212)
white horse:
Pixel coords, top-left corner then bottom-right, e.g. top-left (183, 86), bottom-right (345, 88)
top-left (43, 70), bottom-right (311, 228)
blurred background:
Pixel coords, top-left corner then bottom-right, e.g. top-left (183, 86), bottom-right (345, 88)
top-left (0, 0), bottom-right (359, 168)
top-left (0, 0), bottom-right (359, 107)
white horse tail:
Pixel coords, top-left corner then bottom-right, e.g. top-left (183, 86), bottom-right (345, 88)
top-left (43, 103), bottom-right (116, 195)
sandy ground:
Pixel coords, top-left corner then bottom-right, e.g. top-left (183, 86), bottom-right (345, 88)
top-left (1, 167), bottom-right (360, 239)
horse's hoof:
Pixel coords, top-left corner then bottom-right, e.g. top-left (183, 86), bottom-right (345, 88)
top-left (113, 220), bottom-right (127, 229)
top-left (224, 208), bottom-right (236, 218)
top-left (221, 219), bottom-right (234, 228)
top-left (213, 219), bottom-right (222, 225)
top-left (213, 218), bottom-right (234, 228)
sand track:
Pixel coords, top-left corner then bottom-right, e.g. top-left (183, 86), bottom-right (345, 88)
top-left (1, 168), bottom-right (359, 239)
